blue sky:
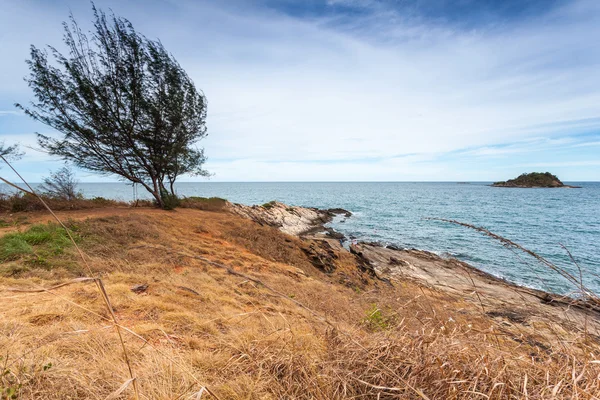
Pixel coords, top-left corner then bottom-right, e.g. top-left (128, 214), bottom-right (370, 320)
top-left (0, 0), bottom-right (599, 182)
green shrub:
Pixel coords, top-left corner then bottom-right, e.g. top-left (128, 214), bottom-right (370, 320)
top-left (157, 190), bottom-right (180, 210)
top-left (0, 223), bottom-right (78, 271)
top-left (0, 236), bottom-right (33, 260)
top-left (179, 196), bottom-right (227, 211)
top-left (90, 196), bottom-right (116, 206)
top-left (262, 201), bottom-right (276, 210)
top-left (362, 304), bottom-right (393, 331)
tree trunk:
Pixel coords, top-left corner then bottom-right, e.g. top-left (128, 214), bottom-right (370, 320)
top-left (151, 177), bottom-right (163, 208)
top-left (169, 178), bottom-right (175, 197)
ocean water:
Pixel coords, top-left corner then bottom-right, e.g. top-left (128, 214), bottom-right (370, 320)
top-left (7, 181), bottom-right (600, 295)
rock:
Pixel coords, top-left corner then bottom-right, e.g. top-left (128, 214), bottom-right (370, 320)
top-left (324, 227), bottom-right (345, 240)
top-left (131, 284), bottom-right (148, 294)
top-left (302, 241), bottom-right (338, 273)
top-left (389, 257), bottom-right (410, 267)
top-left (386, 244), bottom-right (403, 251)
top-left (326, 208), bottom-right (352, 217)
top-left (227, 201), bottom-right (347, 236)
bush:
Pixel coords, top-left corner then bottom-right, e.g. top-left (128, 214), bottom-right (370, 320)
top-left (157, 189), bottom-right (180, 210)
top-left (262, 201), bottom-right (276, 209)
top-left (39, 166), bottom-right (82, 201)
top-left (178, 196), bottom-right (227, 212)
top-left (0, 192), bottom-right (129, 212)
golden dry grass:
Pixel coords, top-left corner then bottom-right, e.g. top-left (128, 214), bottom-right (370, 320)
top-left (1, 207), bottom-right (599, 399)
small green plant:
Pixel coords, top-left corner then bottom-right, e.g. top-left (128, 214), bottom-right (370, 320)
top-left (1, 358), bottom-right (21, 400)
top-left (262, 201), bottom-right (276, 210)
top-left (0, 222), bottom-right (78, 271)
top-left (1, 356), bottom-right (53, 399)
top-left (362, 304), bottom-right (392, 331)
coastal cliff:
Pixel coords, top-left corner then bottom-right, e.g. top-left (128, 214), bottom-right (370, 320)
top-left (230, 201), bottom-right (599, 331)
top-left (0, 201), bottom-right (598, 398)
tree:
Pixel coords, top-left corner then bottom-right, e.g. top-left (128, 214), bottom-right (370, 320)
top-left (39, 165), bottom-right (82, 201)
top-left (16, 5), bottom-right (209, 208)
top-left (0, 141), bottom-right (23, 163)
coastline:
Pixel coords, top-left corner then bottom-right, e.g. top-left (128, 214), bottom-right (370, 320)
top-left (240, 200), bottom-right (600, 325)
top-left (2, 200), bottom-right (600, 397)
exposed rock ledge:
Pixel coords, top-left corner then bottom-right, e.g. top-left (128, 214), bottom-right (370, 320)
top-left (228, 200), bottom-right (600, 330)
top-left (350, 242), bottom-right (600, 329)
top-left (227, 201), bottom-right (351, 236)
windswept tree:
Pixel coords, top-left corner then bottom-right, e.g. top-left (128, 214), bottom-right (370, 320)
top-left (16, 5), bottom-right (209, 208)
top-left (0, 141), bottom-right (23, 163)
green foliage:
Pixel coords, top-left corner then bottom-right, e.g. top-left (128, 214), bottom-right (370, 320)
top-left (90, 196), bottom-right (117, 206)
top-left (0, 236), bottom-right (33, 260)
top-left (0, 223), bottom-right (77, 270)
top-left (1, 355), bottom-right (53, 399)
top-left (179, 196), bottom-right (227, 211)
top-left (1, 358), bottom-right (21, 400)
top-left (16, 5), bottom-right (209, 209)
top-left (158, 190), bottom-right (181, 210)
top-left (262, 201), bottom-right (276, 210)
top-left (494, 172), bottom-right (563, 187)
top-left (362, 304), bottom-right (393, 331)
top-left (0, 141), bottom-right (23, 163)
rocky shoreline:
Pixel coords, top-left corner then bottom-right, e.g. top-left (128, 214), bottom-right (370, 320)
top-left (227, 200), bottom-right (351, 236)
top-left (491, 183), bottom-right (581, 188)
top-left (228, 200), bottom-right (600, 329)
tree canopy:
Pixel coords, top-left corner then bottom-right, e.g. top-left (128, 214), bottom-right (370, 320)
top-left (16, 5), bottom-right (209, 207)
top-left (0, 141), bottom-right (23, 163)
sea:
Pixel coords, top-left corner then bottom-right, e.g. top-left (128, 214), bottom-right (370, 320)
top-left (7, 181), bottom-right (600, 295)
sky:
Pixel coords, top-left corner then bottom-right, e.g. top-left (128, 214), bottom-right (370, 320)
top-left (0, 0), bottom-right (599, 182)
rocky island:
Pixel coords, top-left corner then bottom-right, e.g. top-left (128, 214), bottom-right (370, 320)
top-left (492, 172), bottom-right (580, 188)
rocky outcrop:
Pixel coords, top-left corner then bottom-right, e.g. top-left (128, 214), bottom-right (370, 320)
top-left (226, 201), bottom-right (350, 236)
top-left (351, 242), bottom-right (600, 328)
top-left (302, 240), bottom-right (339, 273)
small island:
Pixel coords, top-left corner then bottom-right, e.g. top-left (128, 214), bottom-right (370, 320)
top-left (492, 172), bottom-right (581, 188)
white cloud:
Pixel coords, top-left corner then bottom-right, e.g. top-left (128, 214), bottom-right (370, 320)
top-left (1, 0), bottom-right (600, 180)
top-left (517, 161), bottom-right (600, 168)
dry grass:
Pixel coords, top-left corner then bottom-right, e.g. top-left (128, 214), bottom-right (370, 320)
top-left (0, 192), bottom-right (130, 213)
top-left (1, 208), bottom-right (600, 399)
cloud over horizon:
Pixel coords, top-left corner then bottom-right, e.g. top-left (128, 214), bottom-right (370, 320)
top-left (0, 0), bottom-right (599, 182)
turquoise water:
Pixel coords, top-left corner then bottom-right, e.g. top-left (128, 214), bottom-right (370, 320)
top-left (11, 181), bottom-right (600, 295)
